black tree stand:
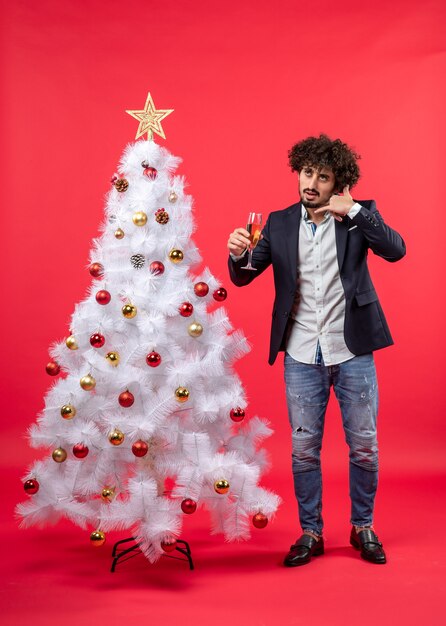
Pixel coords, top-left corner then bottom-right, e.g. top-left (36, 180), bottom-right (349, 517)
top-left (110, 537), bottom-right (194, 573)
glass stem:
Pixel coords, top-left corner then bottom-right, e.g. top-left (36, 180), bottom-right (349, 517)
top-left (247, 248), bottom-right (253, 267)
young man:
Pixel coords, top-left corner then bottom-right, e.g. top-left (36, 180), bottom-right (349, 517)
top-left (227, 134), bottom-right (406, 566)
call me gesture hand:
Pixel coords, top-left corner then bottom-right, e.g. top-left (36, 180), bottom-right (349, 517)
top-left (314, 185), bottom-right (355, 222)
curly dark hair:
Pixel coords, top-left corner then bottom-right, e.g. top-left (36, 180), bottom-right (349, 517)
top-left (288, 134), bottom-right (361, 190)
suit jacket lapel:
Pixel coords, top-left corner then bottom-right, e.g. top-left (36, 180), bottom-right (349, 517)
top-left (283, 202), bottom-right (301, 281)
top-left (335, 217), bottom-right (349, 270)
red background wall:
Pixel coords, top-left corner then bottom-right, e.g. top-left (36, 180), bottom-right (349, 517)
top-left (4, 0), bottom-right (446, 472)
top-left (2, 2), bottom-right (446, 624)
top-left (1, 0), bottom-right (445, 504)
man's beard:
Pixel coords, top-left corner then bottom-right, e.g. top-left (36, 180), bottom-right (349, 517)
top-left (302, 198), bottom-right (327, 209)
top-left (301, 188), bottom-right (329, 210)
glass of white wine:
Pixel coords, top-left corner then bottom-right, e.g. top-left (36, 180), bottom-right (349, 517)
top-left (242, 212), bottom-right (262, 270)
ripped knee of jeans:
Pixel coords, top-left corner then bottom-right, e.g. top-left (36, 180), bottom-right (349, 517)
top-left (291, 430), bottom-right (322, 471)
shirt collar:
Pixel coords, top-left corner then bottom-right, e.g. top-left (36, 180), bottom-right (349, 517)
top-left (301, 204), bottom-right (331, 224)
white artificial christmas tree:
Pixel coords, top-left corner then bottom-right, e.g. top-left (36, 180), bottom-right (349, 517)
top-left (17, 93), bottom-right (281, 564)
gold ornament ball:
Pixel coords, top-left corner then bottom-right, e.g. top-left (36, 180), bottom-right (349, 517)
top-left (105, 351), bottom-right (120, 366)
top-left (132, 211), bottom-right (148, 226)
top-left (214, 479), bottom-right (230, 495)
top-left (168, 249), bottom-right (184, 264)
top-left (60, 404), bottom-right (76, 419)
top-left (114, 228), bottom-right (125, 239)
top-left (175, 386), bottom-right (190, 403)
top-left (122, 303), bottom-right (137, 319)
top-left (90, 530), bottom-right (106, 547)
top-left (101, 486), bottom-right (115, 502)
top-left (80, 373), bottom-right (96, 390)
top-left (66, 335), bottom-right (78, 350)
top-left (52, 447), bottom-right (68, 463)
top-left (168, 191), bottom-right (178, 203)
top-left (108, 429), bottom-right (125, 445)
top-left (188, 322), bottom-right (203, 337)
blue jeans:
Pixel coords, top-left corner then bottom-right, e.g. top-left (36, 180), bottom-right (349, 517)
top-left (284, 352), bottom-right (379, 536)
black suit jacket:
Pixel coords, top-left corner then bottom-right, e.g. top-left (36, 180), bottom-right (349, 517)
top-left (228, 200), bottom-right (406, 365)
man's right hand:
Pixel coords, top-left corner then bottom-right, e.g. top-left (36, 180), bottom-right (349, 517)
top-left (227, 227), bottom-right (251, 257)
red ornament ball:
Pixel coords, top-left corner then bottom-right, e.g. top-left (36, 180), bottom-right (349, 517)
top-left (46, 361), bottom-right (60, 376)
top-left (149, 261), bottom-right (165, 276)
top-left (90, 333), bottom-right (105, 348)
top-left (179, 302), bottom-right (194, 317)
top-left (181, 498), bottom-right (197, 514)
top-left (73, 443), bottom-right (89, 459)
top-left (230, 407), bottom-right (245, 422)
top-left (132, 440), bottom-right (149, 457)
top-left (213, 287), bottom-right (227, 302)
top-left (161, 538), bottom-right (177, 552)
top-left (24, 479), bottom-right (39, 495)
top-left (119, 390), bottom-right (134, 408)
top-left (96, 290), bottom-right (111, 305)
top-left (143, 166), bottom-right (158, 180)
top-left (252, 513), bottom-right (269, 529)
top-left (89, 262), bottom-right (104, 278)
top-left (146, 351), bottom-right (161, 367)
top-left (194, 282), bottom-right (209, 297)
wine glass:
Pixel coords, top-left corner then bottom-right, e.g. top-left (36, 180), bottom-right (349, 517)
top-left (242, 212), bottom-right (262, 270)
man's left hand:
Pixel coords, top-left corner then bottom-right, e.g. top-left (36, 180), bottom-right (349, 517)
top-left (314, 186), bottom-right (354, 222)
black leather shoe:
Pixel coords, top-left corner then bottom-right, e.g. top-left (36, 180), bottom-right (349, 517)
top-left (350, 527), bottom-right (387, 564)
top-left (284, 534), bottom-right (324, 567)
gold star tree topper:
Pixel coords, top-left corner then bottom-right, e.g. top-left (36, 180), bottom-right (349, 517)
top-left (126, 93), bottom-right (174, 141)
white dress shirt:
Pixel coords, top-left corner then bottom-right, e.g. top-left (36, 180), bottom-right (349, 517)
top-left (286, 204), bottom-right (361, 366)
